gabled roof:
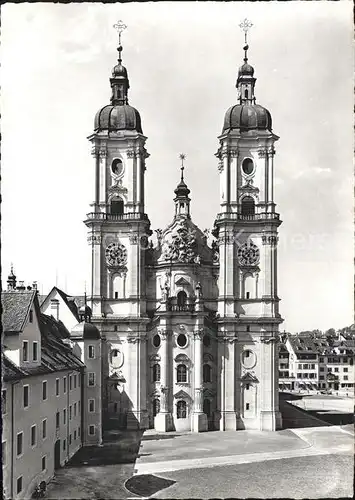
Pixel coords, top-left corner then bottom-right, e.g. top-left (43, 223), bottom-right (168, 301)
top-left (40, 287), bottom-right (85, 322)
top-left (2, 290), bottom-right (37, 334)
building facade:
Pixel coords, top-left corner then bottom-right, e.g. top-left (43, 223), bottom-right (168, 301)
top-left (83, 32), bottom-right (283, 432)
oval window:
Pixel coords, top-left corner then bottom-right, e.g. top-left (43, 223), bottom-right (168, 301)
top-left (242, 349), bottom-right (256, 369)
top-left (153, 334), bottom-right (161, 348)
top-left (177, 334), bottom-right (188, 348)
top-left (112, 159), bottom-right (123, 176)
top-left (242, 158), bottom-right (254, 175)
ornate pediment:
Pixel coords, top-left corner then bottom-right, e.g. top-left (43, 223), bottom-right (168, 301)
top-left (149, 354), bottom-right (161, 362)
top-left (203, 353), bottom-right (214, 363)
top-left (241, 372), bottom-right (259, 383)
top-left (174, 389), bottom-right (192, 400)
top-left (174, 353), bottom-right (190, 363)
top-left (175, 277), bottom-right (191, 287)
top-left (203, 388), bottom-right (216, 398)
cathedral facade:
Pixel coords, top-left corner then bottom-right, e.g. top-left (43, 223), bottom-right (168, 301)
top-left (84, 30), bottom-right (283, 433)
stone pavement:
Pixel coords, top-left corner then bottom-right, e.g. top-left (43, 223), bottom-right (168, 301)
top-left (134, 425), bottom-right (353, 476)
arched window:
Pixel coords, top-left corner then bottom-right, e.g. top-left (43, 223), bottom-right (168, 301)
top-left (110, 197), bottom-right (124, 215)
top-left (244, 274), bottom-right (254, 299)
top-left (152, 398), bottom-right (160, 417)
top-left (111, 159), bottom-right (123, 176)
top-left (241, 196), bottom-right (255, 216)
top-left (203, 399), bottom-right (211, 417)
top-left (203, 364), bottom-right (212, 383)
top-left (177, 400), bottom-right (187, 419)
top-left (245, 89), bottom-right (249, 99)
top-left (177, 291), bottom-right (187, 311)
top-left (177, 364), bottom-right (187, 383)
top-left (152, 364), bottom-right (161, 382)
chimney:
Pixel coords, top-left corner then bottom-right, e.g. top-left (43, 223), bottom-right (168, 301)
top-left (32, 281), bottom-right (38, 291)
top-left (17, 281), bottom-right (26, 291)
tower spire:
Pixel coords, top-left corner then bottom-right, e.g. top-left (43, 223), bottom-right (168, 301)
top-left (237, 18), bottom-right (256, 105)
top-left (174, 153), bottom-right (191, 218)
top-left (110, 20), bottom-right (130, 105)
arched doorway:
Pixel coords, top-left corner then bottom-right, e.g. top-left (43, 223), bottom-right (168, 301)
top-left (54, 440), bottom-right (61, 469)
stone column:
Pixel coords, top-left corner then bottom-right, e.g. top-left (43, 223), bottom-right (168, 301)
top-left (155, 330), bottom-right (173, 432)
top-left (268, 147), bottom-right (275, 212)
top-left (136, 151), bottom-right (141, 212)
top-left (259, 335), bottom-right (282, 430)
top-left (192, 330), bottom-right (207, 432)
top-left (220, 336), bottom-right (239, 430)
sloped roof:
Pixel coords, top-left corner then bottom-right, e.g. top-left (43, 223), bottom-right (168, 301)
top-left (3, 313), bottom-right (84, 382)
top-left (40, 287), bottom-right (85, 322)
top-left (2, 291), bottom-right (36, 333)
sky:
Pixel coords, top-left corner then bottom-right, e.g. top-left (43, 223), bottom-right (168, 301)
top-left (2, 1), bottom-right (353, 333)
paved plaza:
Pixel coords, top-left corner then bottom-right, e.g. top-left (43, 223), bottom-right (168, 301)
top-left (45, 423), bottom-right (353, 499)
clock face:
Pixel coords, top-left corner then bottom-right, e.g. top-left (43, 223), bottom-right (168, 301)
top-left (105, 242), bottom-right (127, 267)
top-left (237, 241), bottom-right (260, 266)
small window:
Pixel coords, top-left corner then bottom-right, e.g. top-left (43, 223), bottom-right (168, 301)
top-left (63, 439), bottom-right (66, 451)
top-left (69, 375), bottom-right (72, 391)
top-left (152, 364), bottom-right (161, 382)
top-left (203, 364), bottom-right (212, 383)
top-left (246, 292), bottom-right (250, 299)
top-left (112, 349), bottom-right (118, 357)
top-left (89, 425), bottom-right (95, 436)
top-left (23, 385), bottom-right (29, 408)
top-left (177, 364), bottom-right (187, 383)
top-left (111, 158), bottom-right (123, 176)
top-left (63, 377), bottom-right (67, 394)
top-left (29, 310), bottom-right (33, 323)
top-left (177, 291), bottom-right (187, 310)
top-left (114, 402), bottom-right (118, 413)
top-left (42, 419), bottom-right (47, 439)
top-left (69, 434), bottom-right (72, 445)
top-left (74, 402), bottom-right (77, 417)
top-left (246, 326), bottom-right (250, 332)
top-left (69, 406), bottom-right (72, 420)
top-left (245, 351), bottom-right (250, 358)
top-left (244, 89), bottom-right (249, 99)
top-left (246, 403), bottom-right (250, 410)
top-left (78, 375), bottom-right (81, 388)
top-left (88, 346), bottom-right (95, 359)
top-left (110, 198), bottom-right (124, 215)
top-left (2, 390), bottom-right (6, 414)
top-left (56, 378), bottom-right (60, 396)
top-left (344, 367), bottom-right (348, 372)
top-left (177, 333), bottom-right (188, 348)
top-left (246, 384), bottom-right (250, 390)
top-left (42, 381), bottom-right (47, 401)
top-left (334, 368), bottom-right (339, 372)
top-left (78, 426), bottom-right (81, 437)
top-left (63, 409), bottom-right (67, 425)
top-left (153, 398), bottom-right (160, 417)
top-left (17, 477), bottom-right (23, 494)
top-left (203, 399), bottom-right (211, 417)
top-left (153, 334), bottom-right (161, 348)
top-left (74, 430), bottom-right (77, 440)
top-left (56, 412), bottom-right (60, 429)
top-left (88, 373), bottom-right (95, 386)
top-left (241, 196), bottom-right (255, 216)
top-left (23, 341), bottom-right (29, 362)
top-left (32, 342), bottom-right (38, 361)
top-left (31, 425), bottom-right (36, 446)
top-left (89, 399), bottom-right (95, 413)
top-left (177, 400), bottom-right (187, 419)
top-left (42, 456), bottom-right (46, 471)
top-left (242, 158), bottom-right (254, 175)
top-left (114, 291), bottom-right (118, 299)
top-left (114, 325), bottom-right (118, 332)
top-left (344, 375), bottom-right (348, 380)
top-left (74, 374), bottom-right (77, 389)
top-left (17, 432), bottom-right (23, 456)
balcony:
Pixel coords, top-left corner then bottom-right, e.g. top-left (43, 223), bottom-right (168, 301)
top-left (216, 212), bottom-right (280, 222)
top-left (85, 212), bottom-right (149, 222)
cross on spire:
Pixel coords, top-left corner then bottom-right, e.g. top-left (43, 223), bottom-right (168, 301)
top-left (113, 20), bottom-right (127, 47)
top-left (179, 153), bottom-right (186, 181)
top-left (239, 18), bottom-right (253, 62)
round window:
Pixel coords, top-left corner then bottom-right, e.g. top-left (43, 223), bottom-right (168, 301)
top-left (152, 334), bottom-right (161, 348)
top-left (177, 334), bottom-right (188, 348)
top-left (242, 158), bottom-right (254, 175)
top-left (203, 335), bottom-right (211, 347)
top-left (242, 349), bottom-right (256, 369)
top-left (112, 159), bottom-right (124, 176)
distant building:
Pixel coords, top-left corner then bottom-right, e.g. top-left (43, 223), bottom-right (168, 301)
top-left (2, 270), bottom-right (102, 500)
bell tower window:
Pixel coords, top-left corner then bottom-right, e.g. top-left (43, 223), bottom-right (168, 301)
top-left (110, 197), bottom-right (124, 215)
top-left (241, 196), bottom-right (255, 216)
top-left (111, 159), bottom-right (123, 176)
top-left (177, 291), bottom-right (187, 310)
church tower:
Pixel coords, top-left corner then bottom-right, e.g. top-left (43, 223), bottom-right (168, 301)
top-left (85, 22), bottom-right (150, 429)
top-left (213, 20), bottom-right (283, 431)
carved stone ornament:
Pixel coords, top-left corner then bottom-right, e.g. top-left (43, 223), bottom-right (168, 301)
top-left (217, 161), bottom-right (224, 172)
top-left (260, 336), bottom-right (278, 344)
top-left (268, 146), bottom-right (276, 157)
top-left (230, 148), bottom-right (239, 158)
top-left (87, 234), bottom-right (102, 245)
top-left (193, 330), bottom-right (204, 341)
top-left (258, 148), bottom-right (267, 158)
top-left (262, 235), bottom-right (278, 246)
top-left (162, 219), bottom-right (198, 264)
top-left (108, 180), bottom-right (128, 197)
top-left (218, 233), bottom-right (234, 245)
top-left (129, 234), bottom-right (139, 245)
top-left (237, 241), bottom-right (260, 266)
top-left (211, 239), bottom-right (219, 263)
top-left (105, 242), bottom-right (128, 267)
top-left (126, 149), bottom-right (136, 159)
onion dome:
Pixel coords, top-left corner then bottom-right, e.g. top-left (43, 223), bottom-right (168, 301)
top-left (173, 154), bottom-right (191, 218)
top-left (238, 61), bottom-right (254, 77)
top-left (174, 179), bottom-right (190, 198)
top-left (71, 321), bottom-right (100, 341)
top-left (7, 264), bottom-right (17, 291)
top-left (222, 104), bottom-right (272, 133)
top-left (94, 38), bottom-right (143, 134)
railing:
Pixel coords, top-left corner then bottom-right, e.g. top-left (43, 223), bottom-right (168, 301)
top-left (85, 212), bottom-right (149, 221)
top-left (216, 212), bottom-right (280, 221)
top-left (168, 304), bottom-right (195, 313)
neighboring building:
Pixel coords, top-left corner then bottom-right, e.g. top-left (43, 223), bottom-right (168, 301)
top-left (278, 343), bottom-right (292, 390)
top-left (2, 270), bottom-right (102, 500)
top-left (286, 335), bottom-right (319, 391)
top-left (81, 27), bottom-right (283, 432)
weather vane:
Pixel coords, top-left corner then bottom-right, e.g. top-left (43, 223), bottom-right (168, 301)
top-left (113, 20), bottom-right (127, 47)
top-left (239, 18), bottom-right (253, 61)
top-left (179, 153), bottom-right (186, 181)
